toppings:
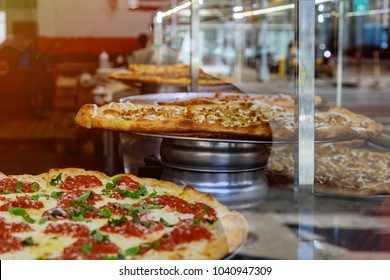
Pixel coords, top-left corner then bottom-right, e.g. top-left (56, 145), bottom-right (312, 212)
top-left (123, 219), bottom-right (213, 256)
top-left (43, 223), bottom-right (91, 237)
top-left (155, 219), bottom-right (213, 251)
top-left (60, 175), bottom-right (103, 190)
top-left (49, 173), bottom-right (63, 186)
top-left (0, 168), bottom-right (235, 260)
top-left (0, 196), bottom-right (44, 211)
top-left (0, 178), bottom-right (41, 194)
top-left (58, 236), bottom-right (120, 260)
top-left (104, 176), bottom-right (147, 200)
top-left (100, 218), bottom-right (164, 237)
top-left (0, 233), bottom-right (26, 254)
top-left (0, 217), bottom-right (33, 233)
top-left (144, 195), bottom-right (218, 223)
top-left (57, 189), bottom-right (102, 208)
top-left (7, 207), bottom-right (36, 224)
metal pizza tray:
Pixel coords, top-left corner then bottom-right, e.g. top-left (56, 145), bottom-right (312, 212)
top-left (314, 191), bottom-right (389, 201)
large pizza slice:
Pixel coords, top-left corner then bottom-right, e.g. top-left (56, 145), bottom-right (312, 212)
top-left (108, 64), bottom-right (231, 86)
top-left (75, 100), bottom-right (383, 141)
top-left (158, 92), bottom-right (323, 108)
top-left (0, 168), bottom-right (247, 260)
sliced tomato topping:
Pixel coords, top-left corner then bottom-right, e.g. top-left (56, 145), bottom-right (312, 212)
top-left (56, 189), bottom-right (102, 208)
top-left (155, 219), bottom-right (212, 251)
top-left (0, 233), bottom-right (25, 254)
top-left (0, 178), bottom-right (40, 194)
top-left (58, 237), bottom-right (120, 260)
top-left (43, 223), bottom-right (90, 237)
top-left (0, 196), bottom-right (44, 211)
top-left (144, 195), bottom-right (217, 222)
top-left (100, 219), bottom-right (164, 237)
top-left (60, 175), bottom-right (103, 190)
top-left (115, 176), bottom-right (140, 190)
top-left (0, 217), bottom-right (33, 234)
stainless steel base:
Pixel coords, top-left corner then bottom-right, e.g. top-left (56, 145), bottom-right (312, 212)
top-left (160, 138), bottom-right (269, 209)
top-left (161, 167), bottom-right (268, 210)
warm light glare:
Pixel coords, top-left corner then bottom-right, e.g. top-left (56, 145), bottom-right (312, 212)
top-left (156, 0), bottom-right (204, 22)
top-left (233, 0), bottom-right (333, 19)
top-left (233, 6), bottom-right (243, 12)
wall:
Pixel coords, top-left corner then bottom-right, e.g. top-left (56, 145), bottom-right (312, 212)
top-left (36, 0), bottom-right (154, 56)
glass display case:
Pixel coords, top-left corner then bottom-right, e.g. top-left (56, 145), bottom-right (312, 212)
top-left (150, 0), bottom-right (390, 259)
top-left (0, 0), bottom-right (389, 261)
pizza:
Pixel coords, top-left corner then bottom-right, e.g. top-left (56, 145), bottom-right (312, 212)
top-left (0, 168), bottom-right (247, 260)
top-left (158, 92), bottom-right (323, 108)
top-left (108, 64), bottom-right (231, 86)
top-left (75, 100), bottom-right (383, 141)
top-left (266, 142), bottom-right (390, 196)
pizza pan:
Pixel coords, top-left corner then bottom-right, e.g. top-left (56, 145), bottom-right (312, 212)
top-left (160, 138), bottom-right (269, 172)
top-left (161, 167), bottom-right (268, 210)
top-left (314, 191), bottom-right (389, 201)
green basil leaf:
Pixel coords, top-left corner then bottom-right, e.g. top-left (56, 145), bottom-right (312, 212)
top-left (31, 184), bottom-right (40, 192)
top-left (159, 218), bottom-right (174, 227)
top-left (77, 190), bottom-right (92, 205)
top-left (105, 176), bottom-right (122, 190)
top-left (98, 208), bottom-right (112, 218)
top-left (124, 246), bottom-right (140, 256)
top-left (91, 230), bottom-right (110, 242)
top-left (149, 241), bottom-right (160, 249)
top-left (38, 217), bottom-right (49, 225)
top-left (29, 194), bottom-right (41, 201)
top-left (50, 191), bottom-right (63, 199)
top-left (108, 216), bottom-right (128, 226)
top-left (23, 215), bottom-right (36, 224)
top-left (15, 182), bottom-right (23, 193)
top-left (147, 190), bottom-right (157, 198)
top-left (50, 173), bottom-right (63, 186)
top-left (70, 212), bottom-right (85, 221)
top-left (7, 207), bottom-right (26, 216)
top-left (81, 243), bottom-right (93, 254)
top-left (22, 237), bottom-right (35, 246)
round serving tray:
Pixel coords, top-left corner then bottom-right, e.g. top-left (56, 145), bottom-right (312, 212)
top-left (133, 132), bottom-right (342, 145)
top-left (314, 191), bottom-right (389, 201)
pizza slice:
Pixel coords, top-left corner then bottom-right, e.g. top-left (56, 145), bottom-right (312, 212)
top-left (158, 92), bottom-right (323, 108)
top-left (109, 64), bottom-right (230, 86)
top-left (266, 142), bottom-right (390, 196)
top-left (75, 100), bottom-right (383, 141)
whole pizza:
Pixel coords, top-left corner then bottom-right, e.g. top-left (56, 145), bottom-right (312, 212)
top-left (0, 168), bottom-right (247, 260)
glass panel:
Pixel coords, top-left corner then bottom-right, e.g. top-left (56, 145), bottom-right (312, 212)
top-left (0, 0), bottom-right (389, 262)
